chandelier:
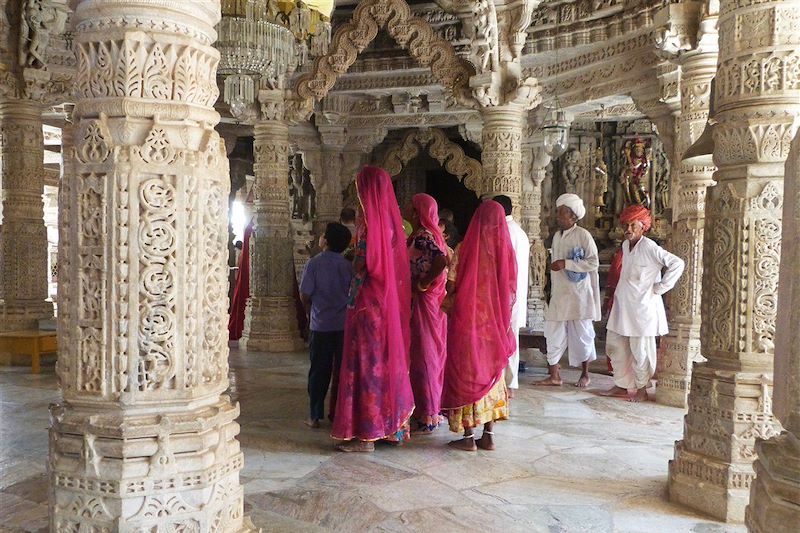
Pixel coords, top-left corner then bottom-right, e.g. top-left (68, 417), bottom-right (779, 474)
top-left (217, 0), bottom-right (333, 118)
top-left (538, 5), bottom-right (569, 159)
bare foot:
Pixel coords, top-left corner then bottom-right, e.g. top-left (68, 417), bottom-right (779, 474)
top-left (476, 434), bottom-right (495, 451)
top-left (627, 388), bottom-right (648, 403)
top-left (533, 376), bottom-right (563, 386)
top-left (575, 375), bottom-right (591, 388)
top-left (335, 440), bottom-right (375, 453)
top-left (600, 386), bottom-right (629, 397)
top-left (304, 418), bottom-right (321, 428)
top-left (508, 388), bottom-right (515, 399)
top-left (447, 437), bottom-right (477, 451)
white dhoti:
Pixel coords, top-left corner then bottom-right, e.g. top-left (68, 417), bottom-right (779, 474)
top-left (505, 216), bottom-right (529, 391)
top-left (544, 319), bottom-right (597, 367)
top-left (505, 328), bottom-right (521, 389)
top-left (606, 330), bottom-right (656, 390)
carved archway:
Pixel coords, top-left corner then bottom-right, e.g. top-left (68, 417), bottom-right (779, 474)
top-left (380, 128), bottom-right (483, 196)
top-left (293, 0), bottom-right (475, 108)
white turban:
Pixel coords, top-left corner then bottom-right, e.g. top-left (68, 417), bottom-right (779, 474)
top-left (556, 193), bottom-right (586, 220)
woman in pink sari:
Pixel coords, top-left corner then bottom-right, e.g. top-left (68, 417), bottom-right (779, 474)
top-left (442, 200), bottom-right (517, 451)
top-left (332, 166), bottom-right (415, 452)
top-left (404, 194), bottom-right (449, 433)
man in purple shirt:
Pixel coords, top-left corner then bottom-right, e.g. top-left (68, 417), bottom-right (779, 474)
top-left (300, 222), bottom-right (354, 428)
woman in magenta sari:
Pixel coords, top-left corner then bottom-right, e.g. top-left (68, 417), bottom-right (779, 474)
top-left (332, 166), bottom-right (415, 452)
top-left (404, 194), bottom-right (449, 433)
top-left (442, 200), bottom-right (517, 451)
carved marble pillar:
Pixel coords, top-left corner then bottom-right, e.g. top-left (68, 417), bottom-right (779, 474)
top-left (50, 2), bottom-right (253, 530)
top-left (314, 125), bottom-right (347, 226)
top-left (0, 100), bottom-right (53, 331)
top-left (668, 0), bottom-right (800, 522)
top-left (657, 49), bottom-right (718, 408)
top-left (520, 137), bottom-right (550, 330)
top-left (745, 123), bottom-right (800, 533)
top-left (314, 147), bottom-right (342, 223)
top-left (241, 90), bottom-right (301, 353)
top-left (43, 184), bottom-right (59, 304)
top-left (480, 104), bottom-right (526, 212)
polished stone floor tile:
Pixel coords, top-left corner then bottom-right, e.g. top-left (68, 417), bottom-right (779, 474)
top-left (0, 349), bottom-right (747, 532)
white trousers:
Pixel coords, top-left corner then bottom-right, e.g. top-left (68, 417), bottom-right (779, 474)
top-left (505, 325), bottom-right (521, 389)
top-left (606, 331), bottom-right (656, 390)
top-left (544, 319), bottom-right (597, 367)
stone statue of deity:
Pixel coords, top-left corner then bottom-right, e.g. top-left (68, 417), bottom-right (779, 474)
top-left (471, 0), bottom-right (496, 73)
top-left (19, 0), bottom-right (69, 69)
top-left (593, 146), bottom-right (608, 216)
top-left (561, 148), bottom-right (582, 194)
top-left (620, 137), bottom-right (652, 209)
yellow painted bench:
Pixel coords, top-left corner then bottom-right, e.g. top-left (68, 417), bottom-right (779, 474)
top-left (0, 330), bottom-right (57, 374)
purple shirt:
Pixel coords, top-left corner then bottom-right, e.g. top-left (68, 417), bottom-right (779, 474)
top-left (300, 251), bottom-right (354, 332)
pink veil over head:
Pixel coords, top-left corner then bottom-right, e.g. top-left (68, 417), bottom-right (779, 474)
top-left (356, 166), bottom-right (412, 343)
top-left (441, 200), bottom-right (517, 410)
top-left (411, 193), bottom-right (446, 253)
top-left (411, 193), bottom-right (447, 301)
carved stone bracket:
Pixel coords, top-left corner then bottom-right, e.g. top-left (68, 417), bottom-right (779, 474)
top-left (380, 127), bottom-right (483, 195)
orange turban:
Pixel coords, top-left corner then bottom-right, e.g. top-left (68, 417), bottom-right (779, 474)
top-left (619, 205), bottom-right (652, 232)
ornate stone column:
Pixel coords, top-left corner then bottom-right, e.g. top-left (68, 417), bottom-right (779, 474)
top-left (313, 148), bottom-right (342, 223)
top-left (50, 1), bottom-right (253, 530)
top-left (0, 100), bottom-right (53, 331)
top-left (745, 125), bottom-right (800, 533)
top-left (480, 104), bottom-right (527, 210)
top-left (314, 125), bottom-right (347, 225)
top-left (43, 183), bottom-right (59, 303)
top-left (241, 89), bottom-right (301, 353)
top-left (520, 135), bottom-right (551, 330)
top-left (657, 34), bottom-right (719, 408)
top-left (668, 0), bottom-right (800, 521)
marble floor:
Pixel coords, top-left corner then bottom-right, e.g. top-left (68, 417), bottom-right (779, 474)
top-left (0, 349), bottom-right (746, 533)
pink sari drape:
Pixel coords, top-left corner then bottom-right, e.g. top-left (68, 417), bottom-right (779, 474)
top-left (228, 222), bottom-right (253, 340)
top-left (442, 201), bottom-right (517, 410)
top-left (408, 194), bottom-right (448, 422)
top-left (332, 166), bottom-right (414, 441)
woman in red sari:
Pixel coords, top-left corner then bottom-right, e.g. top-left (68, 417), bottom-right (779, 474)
top-left (405, 193), bottom-right (449, 433)
top-left (332, 166), bottom-right (415, 452)
top-left (228, 221), bottom-right (253, 341)
top-left (442, 200), bottom-right (517, 451)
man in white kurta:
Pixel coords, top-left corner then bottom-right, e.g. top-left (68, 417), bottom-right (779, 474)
top-left (605, 206), bottom-right (685, 402)
top-left (536, 194), bottom-right (601, 387)
top-left (493, 195), bottom-right (529, 394)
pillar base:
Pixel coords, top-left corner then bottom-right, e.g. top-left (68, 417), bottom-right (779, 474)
top-left (656, 324), bottom-right (702, 408)
top-left (668, 441), bottom-right (752, 522)
top-left (240, 296), bottom-right (303, 353)
top-left (745, 431), bottom-right (800, 533)
top-left (655, 374), bottom-right (690, 408)
top-left (668, 365), bottom-right (780, 523)
top-left (50, 396), bottom-right (253, 532)
top-left (0, 300), bottom-right (54, 332)
top-left (526, 297), bottom-right (545, 331)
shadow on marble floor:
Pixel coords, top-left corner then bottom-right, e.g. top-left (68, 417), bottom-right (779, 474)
top-left (0, 350), bottom-right (745, 533)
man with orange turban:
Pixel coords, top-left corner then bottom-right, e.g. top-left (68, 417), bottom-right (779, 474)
top-left (602, 206), bottom-right (684, 402)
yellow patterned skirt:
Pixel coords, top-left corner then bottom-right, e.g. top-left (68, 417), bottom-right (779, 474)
top-left (445, 379), bottom-right (509, 433)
